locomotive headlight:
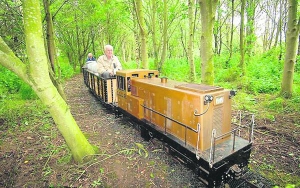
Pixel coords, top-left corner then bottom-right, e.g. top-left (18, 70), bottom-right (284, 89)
top-left (215, 96), bottom-right (224, 105)
top-left (204, 95), bottom-right (213, 105)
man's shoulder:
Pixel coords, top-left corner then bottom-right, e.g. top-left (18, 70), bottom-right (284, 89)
top-left (112, 55), bottom-right (120, 61)
top-left (97, 55), bottom-right (106, 61)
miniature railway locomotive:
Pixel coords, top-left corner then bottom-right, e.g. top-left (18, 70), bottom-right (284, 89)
top-left (82, 68), bottom-right (254, 187)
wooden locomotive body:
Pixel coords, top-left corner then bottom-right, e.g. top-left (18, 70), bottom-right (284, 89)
top-left (131, 78), bottom-right (232, 151)
top-left (82, 68), bottom-right (253, 187)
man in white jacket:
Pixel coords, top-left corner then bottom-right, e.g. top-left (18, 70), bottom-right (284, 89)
top-left (97, 44), bottom-right (122, 78)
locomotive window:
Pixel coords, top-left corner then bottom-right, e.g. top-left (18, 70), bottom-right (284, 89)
top-left (132, 74), bottom-right (139, 77)
top-left (117, 76), bottom-right (125, 91)
top-left (148, 73), bottom-right (154, 78)
top-left (127, 77), bottom-right (131, 92)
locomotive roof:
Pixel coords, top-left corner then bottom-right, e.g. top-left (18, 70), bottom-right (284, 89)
top-left (133, 77), bottom-right (224, 94)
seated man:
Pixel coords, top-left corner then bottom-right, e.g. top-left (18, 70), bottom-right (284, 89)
top-left (86, 53), bottom-right (96, 62)
top-left (97, 45), bottom-right (122, 78)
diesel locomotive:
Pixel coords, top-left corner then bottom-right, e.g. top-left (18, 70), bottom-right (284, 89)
top-left (82, 68), bottom-right (254, 187)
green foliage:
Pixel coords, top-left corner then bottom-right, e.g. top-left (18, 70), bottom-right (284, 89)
top-left (19, 83), bottom-right (37, 100)
top-left (122, 61), bottom-right (139, 69)
top-left (160, 58), bottom-right (190, 81)
top-left (283, 95), bottom-right (300, 113)
top-left (295, 55), bottom-right (300, 72)
top-left (231, 92), bottom-right (257, 113)
top-left (58, 55), bottom-right (77, 79)
top-left (245, 52), bottom-right (282, 94)
top-left (0, 65), bottom-right (22, 96)
top-left (0, 65), bottom-right (37, 100)
top-left (267, 97), bottom-right (284, 112)
top-left (216, 67), bottom-right (241, 83)
top-left (0, 99), bottom-right (49, 130)
top-left (213, 48), bottom-right (283, 94)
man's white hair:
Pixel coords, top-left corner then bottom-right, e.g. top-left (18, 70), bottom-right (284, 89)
top-left (104, 44), bottom-right (113, 51)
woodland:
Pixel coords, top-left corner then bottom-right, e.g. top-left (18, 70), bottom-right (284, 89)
top-left (0, 0), bottom-right (299, 187)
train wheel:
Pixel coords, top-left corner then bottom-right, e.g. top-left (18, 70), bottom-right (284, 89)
top-left (140, 126), bottom-right (151, 141)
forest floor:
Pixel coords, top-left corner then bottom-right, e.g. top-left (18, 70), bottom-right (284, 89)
top-left (0, 74), bottom-right (299, 188)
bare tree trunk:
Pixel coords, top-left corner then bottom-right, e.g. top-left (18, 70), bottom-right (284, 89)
top-left (214, 1), bottom-right (221, 55)
top-left (262, 20), bottom-right (269, 52)
top-left (226, 0), bottom-right (234, 68)
top-left (280, 0), bottom-right (299, 98)
top-left (274, 0), bottom-right (283, 48)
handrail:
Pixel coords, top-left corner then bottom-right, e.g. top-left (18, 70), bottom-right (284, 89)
top-left (141, 104), bottom-right (199, 133)
top-left (208, 113), bottom-right (255, 168)
top-left (141, 104), bottom-right (199, 147)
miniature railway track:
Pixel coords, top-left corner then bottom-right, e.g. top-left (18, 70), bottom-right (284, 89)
top-left (227, 169), bottom-right (272, 188)
top-left (228, 178), bottom-right (265, 188)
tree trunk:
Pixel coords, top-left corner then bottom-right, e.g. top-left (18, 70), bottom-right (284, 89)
top-left (226, 0), bottom-right (234, 68)
top-left (245, 0), bottom-right (256, 56)
top-left (214, 2), bottom-right (221, 55)
top-left (239, 0), bottom-right (245, 76)
top-left (158, 0), bottom-right (168, 72)
top-left (280, 0), bottom-right (299, 98)
top-left (188, 0), bottom-right (196, 82)
top-left (135, 0), bottom-right (149, 69)
top-left (43, 0), bottom-right (66, 101)
top-left (274, 0), bottom-right (283, 48)
top-left (132, 0), bottom-right (141, 68)
top-left (298, 34), bottom-right (300, 56)
top-left (151, 0), bottom-right (159, 69)
top-left (199, 0), bottom-right (218, 85)
top-left (0, 0), bottom-right (96, 163)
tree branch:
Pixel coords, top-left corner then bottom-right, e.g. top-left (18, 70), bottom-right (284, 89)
top-left (0, 36), bottom-right (28, 83)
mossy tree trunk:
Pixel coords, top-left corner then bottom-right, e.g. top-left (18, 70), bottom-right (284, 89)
top-left (135, 0), bottom-right (149, 69)
top-left (245, 0), bottom-right (256, 57)
top-left (43, 0), bottom-right (66, 101)
top-left (280, 0), bottom-right (300, 98)
top-left (188, 0), bottom-right (196, 82)
top-left (151, 0), bottom-right (159, 69)
top-left (0, 0), bottom-right (95, 163)
top-left (157, 0), bottom-right (168, 72)
top-left (239, 0), bottom-right (246, 76)
top-left (199, 0), bottom-right (218, 85)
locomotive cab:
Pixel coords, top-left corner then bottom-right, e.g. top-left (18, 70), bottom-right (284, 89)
top-left (116, 69), bottom-right (159, 119)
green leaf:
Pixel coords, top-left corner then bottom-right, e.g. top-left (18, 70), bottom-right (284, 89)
top-left (135, 143), bottom-right (148, 158)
